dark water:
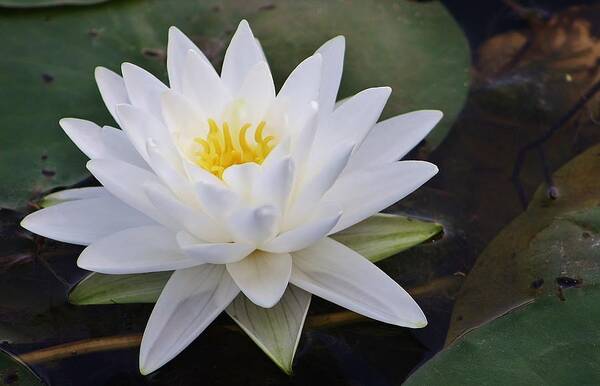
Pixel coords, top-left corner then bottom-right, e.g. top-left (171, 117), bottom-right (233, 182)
top-left (3, 0), bottom-right (600, 384)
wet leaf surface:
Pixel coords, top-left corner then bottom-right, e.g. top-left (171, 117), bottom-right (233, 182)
top-left (405, 286), bottom-right (600, 386)
top-left (447, 143), bottom-right (600, 343)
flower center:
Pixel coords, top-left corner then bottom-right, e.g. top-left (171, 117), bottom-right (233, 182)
top-left (192, 119), bottom-right (275, 178)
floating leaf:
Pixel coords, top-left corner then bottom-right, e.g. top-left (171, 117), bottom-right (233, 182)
top-left (405, 287), bottom-right (600, 386)
top-left (0, 0), bottom-right (468, 210)
top-left (0, 0), bottom-right (110, 8)
top-left (225, 285), bottom-right (311, 375)
top-left (0, 348), bottom-right (44, 386)
top-left (331, 213), bottom-right (442, 263)
top-left (447, 143), bottom-right (600, 343)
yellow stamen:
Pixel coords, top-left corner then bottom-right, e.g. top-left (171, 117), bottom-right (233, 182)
top-left (192, 120), bottom-right (275, 178)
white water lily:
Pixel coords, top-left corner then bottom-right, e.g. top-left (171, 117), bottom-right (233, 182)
top-left (21, 20), bottom-right (441, 374)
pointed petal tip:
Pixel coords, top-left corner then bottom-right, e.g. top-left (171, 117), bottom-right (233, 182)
top-left (414, 109), bottom-right (444, 123)
top-left (331, 35), bottom-right (345, 44)
top-left (19, 213), bottom-right (33, 232)
top-left (234, 19), bottom-right (254, 39)
top-left (58, 117), bottom-right (80, 131)
top-left (139, 368), bottom-right (151, 376)
top-left (247, 295), bottom-right (279, 309)
top-left (139, 361), bottom-right (156, 376)
top-left (407, 311), bottom-right (428, 329)
top-left (317, 34), bottom-right (345, 53)
top-left (94, 66), bottom-right (106, 77)
top-left (407, 160), bottom-right (439, 177)
top-left (85, 159), bottom-right (97, 173)
top-left (94, 66), bottom-right (116, 79)
top-left (426, 161), bottom-right (440, 176)
top-left (393, 299), bottom-right (428, 329)
top-left (430, 109), bottom-right (444, 119)
top-left (76, 251), bottom-right (94, 272)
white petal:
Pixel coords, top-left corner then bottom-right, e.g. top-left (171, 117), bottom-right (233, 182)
top-left (237, 61), bottom-right (275, 122)
top-left (59, 118), bottom-right (147, 168)
top-left (86, 159), bottom-right (172, 227)
top-left (145, 139), bottom-right (193, 202)
top-left (140, 265), bottom-right (239, 374)
top-left (226, 250), bottom-right (292, 308)
top-left (277, 54), bottom-right (322, 126)
top-left (160, 90), bottom-right (207, 136)
top-left (21, 195), bottom-right (154, 246)
top-left (254, 157), bottom-right (294, 214)
top-left (347, 110), bottom-right (443, 171)
top-left (222, 162), bottom-right (260, 202)
top-left (167, 26), bottom-right (210, 92)
top-left (116, 104), bottom-right (177, 162)
top-left (290, 237), bottom-right (427, 327)
top-left (194, 180), bottom-right (240, 219)
top-left (261, 202), bottom-right (341, 253)
top-left (286, 141), bottom-right (353, 228)
top-left (144, 182), bottom-right (230, 243)
top-left (101, 125), bottom-right (149, 169)
top-left (315, 36), bottom-right (345, 121)
top-left (278, 54), bottom-right (322, 105)
top-left (182, 49), bottom-right (230, 117)
top-left (182, 158), bottom-right (223, 186)
top-left (311, 87), bottom-right (391, 159)
top-left (95, 66), bottom-right (130, 126)
top-left (176, 231), bottom-right (254, 264)
top-left (326, 161), bottom-right (438, 233)
top-left (78, 226), bottom-right (200, 274)
top-left (289, 102), bottom-right (318, 173)
top-left (59, 118), bottom-right (104, 159)
top-left (221, 20), bottom-right (264, 94)
top-left (121, 63), bottom-right (168, 121)
top-left (225, 205), bottom-right (279, 246)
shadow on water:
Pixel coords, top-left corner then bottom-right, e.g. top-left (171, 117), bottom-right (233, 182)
top-left (2, 0), bottom-right (600, 384)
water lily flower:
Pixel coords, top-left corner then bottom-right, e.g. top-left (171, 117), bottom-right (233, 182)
top-left (21, 20), bottom-right (441, 374)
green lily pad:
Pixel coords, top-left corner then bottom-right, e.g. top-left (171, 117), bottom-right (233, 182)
top-left (0, 348), bottom-right (44, 386)
top-left (68, 213), bottom-right (442, 305)
top-left (405, 286), bottom-right (600, 386)
top-left (0, 0), bottom-right (110, 8)
top-left (0, 0), bottom-right (468, 210)
top-left (447, 143), bottom-right (600, 343)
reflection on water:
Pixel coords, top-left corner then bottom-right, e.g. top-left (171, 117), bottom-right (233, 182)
top-left (3, 0), bottom-right (600, 384)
